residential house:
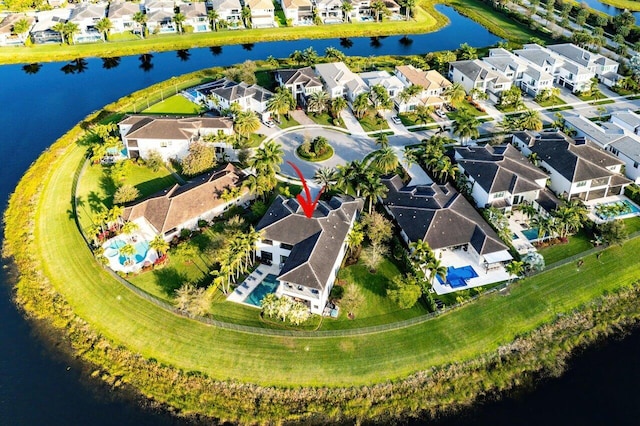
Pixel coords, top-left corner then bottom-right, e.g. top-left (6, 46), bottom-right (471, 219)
top-left (118, 115), bottom-right (234, 162)
top-left (246, 0), bottom-right (275, 28)
top-left (564, 112), bottom-right (640, 184)
top-left (349, 0), bottom-right (371, 21)
top-left (454, 144), bottom-right (560, 213)
top-left (194, 78), bottom-right (273, 120)
top-left (68, 3), bottom-right (107, 43)
top-left (381, 175), bottom-right (512, 294)
top-left (146, 9), bottom-right (177, 34)
top-left (547, 43), bottom-right (620, 87)
top-left (394, 65), bottom-right (451, 112)
top-left (210, 0), bottom-right (243, 26)
top-left (314, 62), bottom-right (368, 102)
top-left (0, 14), bottom-right (34, 46)
top-left (483, 48), bottom-right (554, 97)
top-left (180, 2), bottom-right (211, 32)
top-left (448, 59), bottom-right (512, 101)
top-left (359, 70), bottom-right (404, 99)
top-left (255, 195), bottom-right (363, 315)
top-left (31, 9), bottom-right (72, 44)
top-left (280, 0), bottom-right (313, 25)
top-left (123, 163), bottom-right (252, 241)
top-left (275, 66), bottom-right (324, 106)
top-left (144, 0), bottom-right (175, 14)
top-left (107, 2), bottom-right (142, 34)
top-left (514, 44), bottom-right (594, 93)
top-left (512, 130), bottom-right (631, 201)
top-left (317, 0), bottom-right (345, 23)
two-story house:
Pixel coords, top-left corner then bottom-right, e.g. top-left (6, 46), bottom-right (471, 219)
top-left (145, 0), bottom-right (177, 34)
top-left (394, 65), bottom-right (451, 112)
top-left (454, 144), bottom-right (559, 213)
top-left (255, 195), bottom-right (363, 315)
top-left (246, 0), bottom-right (275, 28)
top-left (274, 66), bottom-right (324, 106)
top-left (68, 3), bottom-right (106, 43)
top-left (448, 59), bottom-right (512, 101)
top-left (512, 130), bottom-right (631, 201)
top-left (210, 0), bottom-right (243, 26)
top-left (314, 62), bottom-right (368, 102)
top-left (31, 9), bottom-right (71, 44)
top-left (280, 0), bottom-right (313, 25)
top-left (118, 115), bottom-right (234, 162)
top-left (194, 78), bottom-right (274, 120)
top-left (107, 2), bottom-right (142, 34)
top-left (483, 48), bottom-right (554, 97)
top-left (359, 70), bottom-right (405, 99)
top-left (180, 2), bottom-right (210, 32)
top-left (547, 43), bottom-right (620, 87)
top-left (317, 0), bottom-right (345, 23)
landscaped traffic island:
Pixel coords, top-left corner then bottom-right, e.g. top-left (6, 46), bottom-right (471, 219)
top-left (5, 67), bottom-right (640, 424)
top-left (296, 136), bottom-right (335, 161)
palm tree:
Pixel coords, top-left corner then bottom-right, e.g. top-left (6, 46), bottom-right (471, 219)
top-left (314, 167), bottom-right (338, 190)
top-left (427, 257), bottom-right (448, 285)
top-left (341, 1), bottom-right (354, 22)
top-left (330, 96), bottom-right (348, 119)
top-left (409, 238), bottom-right (432, 264)
top-left (107, 206), bottom-right (124, 231)
top-left (120, 221), bottom-right (139, 235)
top-left (207, 9), bottom-right (220, 31)
top-left (233, 111), bottom-right (260, 140)
top-left (241, 6), bottom-right (252, 28)
top-left (289, 50), bottom-right (304, 65)
top-left (458, 43), bottom-right (478, 60)
top-left (360, 174), bottom-right (388, 213)
top-left (119, 243), bottom-right (136, 265)
top-left (505, 260), bottom-right (524, 282)
top-left (518, 109), bottom-right (543, 131)
top-left (444, 82), bottom-right (466, 107)
top-left (346, 223), bottom-right (365, 255)
top-left (413, 105), bottom-right (433, 124)
top-left (373, 147), bottom-right (399, 174)
top-left (12, 18), bottom-right (31, 40)
top-left (302, 47), bottom-right (319, 65)
top-left (51, 22), bottom-right (67, 44)
top-left (63, 22), bottom-right (80, 45)
top-left (402, 147), bottom-right (419, 168)
top-left (95, 17), bottom-right (112, 41)
top-left (452, 111), bottom-right (480, 146)
top-left (352, 92), bottom-right (370, 119)
top-left (371, 0), bottom-right (388, 22)
top-left (133, 11), bottom-right (147, 38)
top-left (266, 87), bottom-right (295, 122)
top-left (402, 0), bottom-right (416, 20)
top-left (149, 235), bottom-right (170, 257)
top-left (307, 90), bottom-right (329, 114)
top-left (243, 174), bottom-right (266, 200)
top-left (173, 12), bottom-right (186, 33)
top-left (325, 46), bottom-right (346, 61)
top-left (375, 132), bottom-right (389, 148)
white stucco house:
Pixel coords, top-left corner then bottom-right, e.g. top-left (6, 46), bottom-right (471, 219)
top-left (210, 0), bottom-right (243, 26)
top-left (180, 2), bottom-right (211, 32)
top-left (315, 62), bottom-right (368, 102)
top-left (68, 3), bottom-right (106, 43)
top-left (246, 0), bottom-right (275, 28)
top-left (193, 78), bottom-right (273, 120)
top-left (394, 65), bottom-right (452, 111)
top-left (255, 195), bottom-right (363, 315)
top-left (0, 14), bottom-right (34, 46)
top-left (448, 59), bottom-right (512, 100)
top-left (280, 0), bottom-right (313, 25)
top-left (108, 2), bottom-right (142, 34)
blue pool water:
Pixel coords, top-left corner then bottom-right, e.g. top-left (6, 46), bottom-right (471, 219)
top-left (596, 200), bottom-right (640, 220)
top-left (107, 238), bottom-right (149, 265)
top-left (522, 228), bottom-right (542, 241)
top-left (437, 265), bottom-right (479, 288)
top-left (244, 274), bottom-right (280, 307)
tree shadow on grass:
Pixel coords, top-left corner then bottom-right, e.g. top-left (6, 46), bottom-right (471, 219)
top-left (134, 176), bottom-right (177, 198)
top-left (87, 191), bottom-right (107, 214)
top-left (352, 264), bottom-right (389, 297)
top-left (98, 174), bottom-right (117, 204)
top-left (152, 267), bottom-right (189, 296)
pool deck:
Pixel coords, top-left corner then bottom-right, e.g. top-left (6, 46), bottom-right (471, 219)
top-left (507, 210), bottom-right (539, 255)
top-left (432, 247), bottom-right (512, 295)
top-left (102, 232), bottom-right (158, 274)
top-left (585, 195), bottom-right (640, 224)
top-left (226, 263), bottom-right (281, 305)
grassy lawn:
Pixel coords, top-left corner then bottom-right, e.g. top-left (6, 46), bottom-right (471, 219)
top-left (358, 112), bottom-right (390, 132)
top-left (597, 0), bottom-right (640, 11)
top-left (246, 133), bottom-right (267, 148)
top-left (108, 32), bottom-right (140, 42)
top-left (547, 105), bottom-right (573, 112)
top-left (624, 216), bottom-right (640, 234)
top-left (255, 70), bottom-right (276, 91)
top-left (142, 94), bottom-right (204, 115)
top-left (75, 161), bottom-right (177, 232)
top-left (22, 135), bottom-right (640, 389)
top-left (399, 112), bottom-right (434, 126)
top-left (537, 230), bottom-right (593, 266)
top-left (276, 114), bottom-right (300, 129)
top-left (308, 112), bottom-right (346, 128)
top-left (535, 95), bottom-right (566, 108)
top-left (449, 99), bottom-right (486, 118)
top-left (591, 99), bottom-right (615, 106)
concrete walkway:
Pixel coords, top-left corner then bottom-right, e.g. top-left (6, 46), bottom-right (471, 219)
top-left (340, 109), bottom-right (366, 134)
top-left (290, 110), bottom-right (315, 126)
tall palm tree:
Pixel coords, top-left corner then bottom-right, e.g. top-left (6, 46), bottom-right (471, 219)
top-left (173, 12), bottom-right (186, 33)
top-left (341, 1), bottom-right (354, 22)
top-left (409, 238), bottom-right (432, 264)
top-left (149, 235), bottom-right (170, 257)
top-left (505, 260), bottom-right (525, 282)
top-left (371, 0), bottom-right (388, 22)
top-left (346, 223), bottom-right (364, 254)
top-left (12, 18), bottom-right (30, 40)
top-left (207, 9), bottom-right (220, 31)
top-left (266, 87), bottom-right (295, 122)
top-left (314, 167), bottom-right (338, 190)
top-left (119, 243), bottom-right (136, 265)
top-left (289, 50), bottom-right (304, 65)
top-left (241, 6), bottom-right (252, 28)
top-left (413, 105), bottom-right (433, 124)
top-left (518, 109), bottom-right (543, 131)
top-left (444, 82), bottom-right (466, 107)
top-left (330, 96), bottom-right (348, 119)
top-left (307, 90), bottom-right (329, 114)
top-left (375, 132), bottom-right (389, 148)
top-left (458, 43), bottom-right (478, 60)
top-left (352, 92), bottom-right (370, 119)
top-left (402, 0), bottom-right (416, 20)
top-left (452, 111), bottom-right (480, 146)
top-left (360, 174), bottom-right (388, 213)
top-left (95, 17), bottom-right (112, 41)
top-left (120, 221), bottom-right (139, 235)
top-left (133, 11), bottom-right (147, 37)
top-left (233, 111), bottom-right (260, 140)
top-left (427, 257), bottom-right (448, 285)
top-left (325, 46), bottom-right (346, 61)
top-left (373, 147), bottom-right (399, 174)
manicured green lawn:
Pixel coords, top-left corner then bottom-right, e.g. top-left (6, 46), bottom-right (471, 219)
top-left (25, 128), bottom-right (640, 388)
top-left (143, 94), bottom-right (204, 115)
top-left (537, 230), bottom-right (593, 266)
top-left (108, 32), bottom-right (140, 42)
top-left (448, 99), bottom-right (486, 118)
top-left (535, 95), bottom-right (566, 108)
top-left (358, 111), bottom-right (390, 132)
top-left (399, 112), bottom-right (434, 126)
top-left (308, 112), bottom-right (346, 128)
top-left (276, 115), bottom-right (300, 129)
top-left (624, 216), bottom-right (640, 234)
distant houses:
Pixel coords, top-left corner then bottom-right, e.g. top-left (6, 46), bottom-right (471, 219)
top-left (255, 195), bottom-right (363, 314)
top-left (123, 163), bottom-right (252, 241)
top-left (118, 115), bottom-right (234, 162)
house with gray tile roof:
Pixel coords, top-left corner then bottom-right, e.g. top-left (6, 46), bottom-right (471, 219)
top-left (255, 195), bottom-right (363, 315)
top-left (564, 112), bottom-right (640, 184)
top-left (68, 3), bottom-right (106, 43)
top-left (484, 48), bottom-right (554, 97)
top-left (31, 9), bottom-right (71, 44)
top-left (381, 175), bottom-right (512, 292)
top-left (512, 130), bottom-right (631, 201)
top-left (194, 78), bottom-right (273, 119)
top-left (315, 62), bottom-right (368, 102)
top-left (180, 2), bottom-right (211, 32)
top-left (547, 43), bottom-right (619, 86)
top-left (0, 14), bottom-right (34, 46)
top-left (454, 144), bottom-right (560, 212)
top-left (210, 0), bottom-right (243, 25)
top-left (275, 66), bottom-right (324, 105)
top-left (447, 59), bottom-right (512, 100)
top-left (108, 2), bottom-right (142, 34)
top-left (118, 115), bottom-right (234, 162)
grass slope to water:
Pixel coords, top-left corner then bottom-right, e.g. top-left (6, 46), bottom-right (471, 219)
top-left (0, 1), bottom-right (445, 65)
top-left (597, 0), bottom-right (640, 11)
top-left (23, 130), bottom-right (640, 388)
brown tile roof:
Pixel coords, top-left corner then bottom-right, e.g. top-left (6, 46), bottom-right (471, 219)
top-left (123, 163), bottom-right (247, 234)
top-left (396, 65), bottom-right (451, 91)
top-left (0, 14), bottom-right (34, 35)
top-left (120, 115), bottom-right (233, 140)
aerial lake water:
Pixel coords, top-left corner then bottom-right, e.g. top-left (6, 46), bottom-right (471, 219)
top-left (0, 5), bottom-right (639, 424)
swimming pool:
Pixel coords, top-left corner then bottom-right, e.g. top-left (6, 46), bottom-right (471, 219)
top-left (105, 238), bottom-right (150, 265)
top-left (595, 200), bottom-right (640, 220)
top-left (437, 265), bottom-right (479, 288)
top-left (522, 228), bottom-right (542, 241)
top-left (244, 274), bottom-right (280, 307)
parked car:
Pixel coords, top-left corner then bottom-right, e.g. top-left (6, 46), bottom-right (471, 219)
top-left (263, 120), bottom-right (276, 128)
top-left (391, 116), bottom-right (402, 125)
top-left (435, 109), bottom-right (447, 118)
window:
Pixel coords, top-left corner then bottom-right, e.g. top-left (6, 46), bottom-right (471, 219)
top-left (262, 239), bottom-right (273, 246)
top-left (280, 243), bottom-right (293, 250)
top-left (160, 141), bottom-right (172, 148)
top-left (311, 289), bottom-right (319, 294)
top-left (493, 191), bottom-right (506, 198)
top-left (261, 251), bottom-right (273, 261)
top-left (634, 162), bottom-right (639, 169)
top-left (576, 181), bottom-right (587, 187)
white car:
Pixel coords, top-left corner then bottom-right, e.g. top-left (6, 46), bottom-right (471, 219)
top-left (436, 109), bottom-right (447, 118)
top-left (263, 120), bottom-right (276, 128)
top-left (391, 116), bottom-right (402, 125)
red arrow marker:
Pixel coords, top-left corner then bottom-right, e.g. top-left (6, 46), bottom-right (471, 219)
top-left (286, 161), bottom-right (325, 219)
